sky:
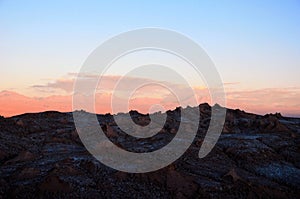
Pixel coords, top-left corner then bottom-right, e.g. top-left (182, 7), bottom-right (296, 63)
top-left (0, 0), bottom-right (300, 117)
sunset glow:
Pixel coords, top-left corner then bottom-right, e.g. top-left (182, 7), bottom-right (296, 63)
top-left (0, 75), bottom-right (299, 117)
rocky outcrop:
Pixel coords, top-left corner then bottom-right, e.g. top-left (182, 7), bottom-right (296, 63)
top-left (0, 105), bottom-right (299, 198)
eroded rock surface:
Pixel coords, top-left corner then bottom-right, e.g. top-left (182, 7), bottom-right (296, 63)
top-left (0, 104), bottom-right (299, 198)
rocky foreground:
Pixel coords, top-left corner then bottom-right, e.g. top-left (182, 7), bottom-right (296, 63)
top-left (0, 103), bottom-right (299, 198)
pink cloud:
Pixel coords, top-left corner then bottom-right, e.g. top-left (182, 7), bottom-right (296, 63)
top-left (1, 75), bottom-right (299, 117)
top-left (226, 87), bottom-right (300, 116)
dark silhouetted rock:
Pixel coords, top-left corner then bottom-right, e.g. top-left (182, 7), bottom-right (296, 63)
top-left (0, 104), bottom-right (299, 198)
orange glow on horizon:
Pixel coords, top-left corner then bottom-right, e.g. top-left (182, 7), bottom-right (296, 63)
top-left (0, 87), bottom-right (299, 118)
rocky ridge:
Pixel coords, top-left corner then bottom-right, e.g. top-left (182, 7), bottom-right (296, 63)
top-left (0, 103), bottom-right (299, 198)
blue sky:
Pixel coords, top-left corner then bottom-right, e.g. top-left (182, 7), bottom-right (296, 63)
top-left (0, 0), bottom-right (300, 95)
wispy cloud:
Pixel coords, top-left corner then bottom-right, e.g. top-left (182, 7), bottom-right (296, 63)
top-left (2, 75), bottom-right (299, 117)
top-left (226, 87), bottom-right (300, 116)
top-left (32, 79), bottom-right (74, 93)
top-left (223, 82), bottom-right (240, 86)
